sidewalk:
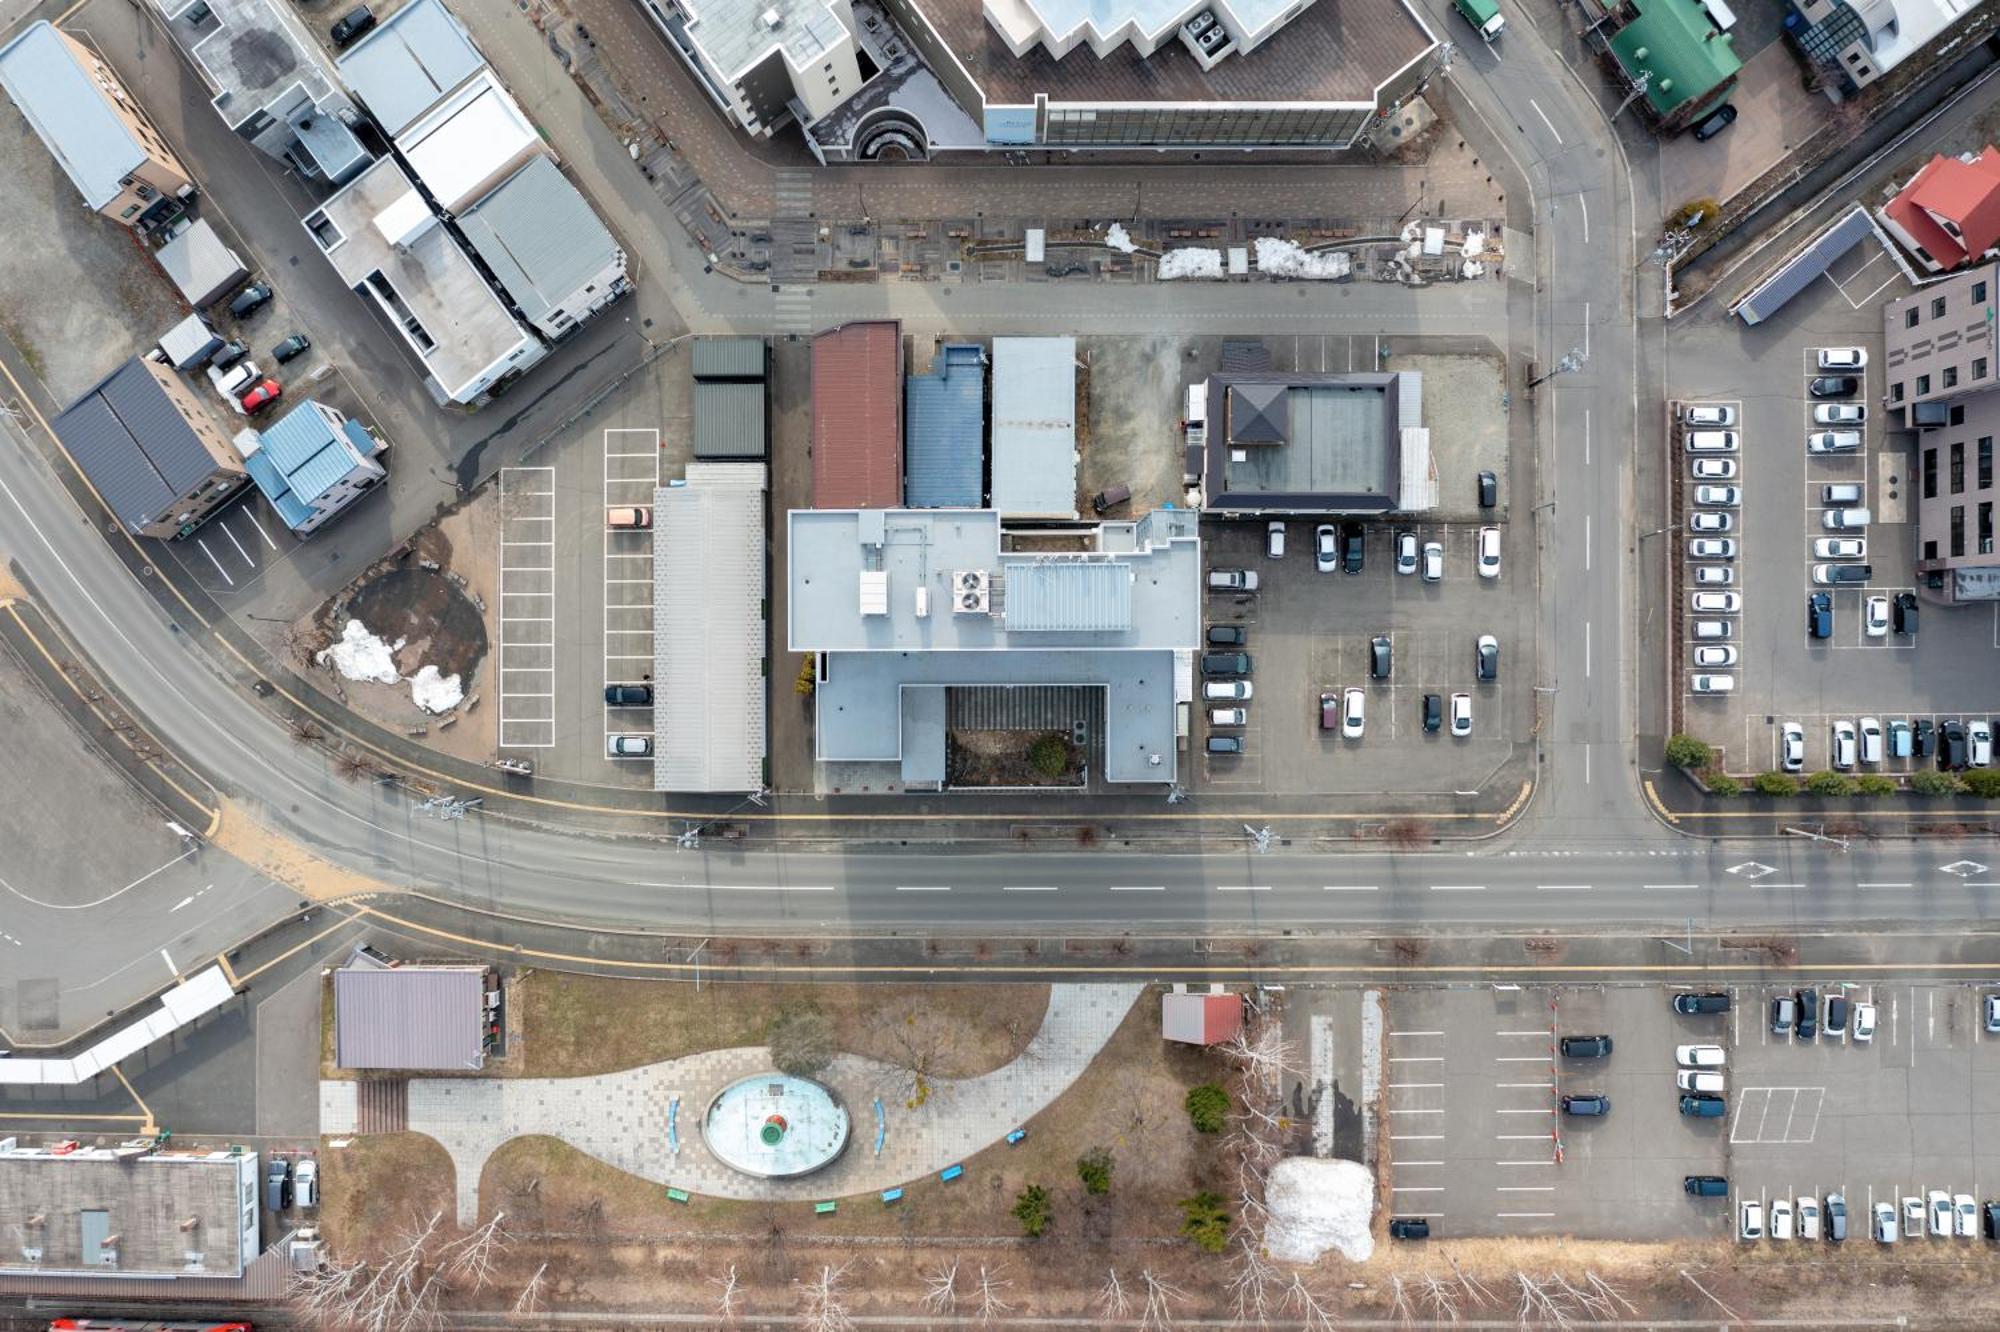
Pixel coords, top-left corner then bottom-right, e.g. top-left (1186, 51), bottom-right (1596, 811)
top-left (321, 983), bottom-right (1141, 1221)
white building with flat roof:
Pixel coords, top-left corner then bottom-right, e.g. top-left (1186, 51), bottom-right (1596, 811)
top-left (638, 0), bottom-right (864, 138)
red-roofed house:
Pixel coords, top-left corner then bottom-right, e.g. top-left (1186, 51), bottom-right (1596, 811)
top-left (811, 320), bottom-right (903, 508)
top-left (1881, 147), bottom-right (2000, 274)
top-left (1162, 987), bottom-right (1244, 1046)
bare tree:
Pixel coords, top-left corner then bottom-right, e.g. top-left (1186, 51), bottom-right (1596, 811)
top-left (1443, 1252), bottom-right (1496, 1311)
top-left (797, 1262), bottom-right (853, 1332)
top-left (1282, 1273), bottom-right (1339, 1332)
top-left (1585, 1271), bottom-right (1637, 1318)
top-left (1387, 1273), bottom-right (1416, 1328)
top-left (1137, 1268), bottom-right (1186, 1331)
top-left (1224, 1233), bottom-right (1281, 1326)
top-left (972, 1264), bottom-right (1013, 1323)
top-left (921, 1257), bottom-right (960, 1314)
top-left (512, 1263), bottom-right (547, 1317)
top-left (1220, 1017), bottom-right (1299, 1098)
top-left (876, 1005), bottom-right (957, 1108)
top-left (437, 1212), bottom-right (509, 1291)
top-left (709, 1263), bottom-right (739, 1321)
top-left (1418, 1269), bottom-right (1461, 1324)
top-left (1097, 1268), bottom-right (1130, 1320)
top-left (1513, 1272), bottom-right (1573, 1331)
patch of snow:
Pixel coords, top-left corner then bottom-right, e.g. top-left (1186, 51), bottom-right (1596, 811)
top-left (317, 619), bottom-right (403, 686)
top-left (1254, 237), bottom-right (1351, 280)
top-left (409, 664), bottom-right (464, 714)
top-left (1263, 1157), bottom-right (1375, 1265)
top-left (1103, 221), bottom-right (1137, 254)
top-left (1157, 247), bottom-right (1223, 280)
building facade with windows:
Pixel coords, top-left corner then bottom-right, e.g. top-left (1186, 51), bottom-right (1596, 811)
top-left (0, 22), bottom-right (196, 228)
top-left (1884, 261), bottom-right (2000, 603)
top-left (233, 400), bottom-right (387, 536)
top-left (1783, 0), bottom-right (1977, 93)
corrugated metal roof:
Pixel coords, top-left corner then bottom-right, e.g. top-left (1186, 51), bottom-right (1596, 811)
top-left (1735, 206), bottom-right (1873, 325)
top-left (0, 23), bottom-right (147, 211)
top-left (1002, 561), bottom-right (1133, 632)
top-left (333, 966), bottom-right (487, 1069)
top-left (456, 156), bottom-right (622, 326)
top-left (693, 336), bottom-right (767, 380)
top-left (652, 473), bottom-right (767, 791)
top-left (990, 337), bottom-right (1078, 518)
top-left (254, 400), bottom-right (367, 506)
top-left (812, 321), bottom-right (902, 509)
top-left (52, 360), bottom-right (224, 535)
top-left (157, 220), bottom-right (249, 308)
top-left (694, 380), bottom-right (767, 458)
top-left (336, 0), bottom-right (484, 136)
top-left (243, 449), bottom-right (315, 529)
top-left (904, 342), bottom-right (985, 508)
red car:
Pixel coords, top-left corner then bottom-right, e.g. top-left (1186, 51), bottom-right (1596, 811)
top-left (238, 377), bottom-right (282, 413)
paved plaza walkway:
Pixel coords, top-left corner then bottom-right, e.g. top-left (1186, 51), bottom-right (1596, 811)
top-left (322, 983), bottom-right (1141, 1223)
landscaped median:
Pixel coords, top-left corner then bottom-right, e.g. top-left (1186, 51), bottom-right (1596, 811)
top-left (1665, 732), bottom-right (2000, 806)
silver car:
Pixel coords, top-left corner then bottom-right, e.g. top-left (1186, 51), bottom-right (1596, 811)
top-left (1690, 458), bottom-right (1738, 480)
top-left (1688, 511), bottom-right (1733, 533)
top-left (1692, 565), bottom-right (1734, 585)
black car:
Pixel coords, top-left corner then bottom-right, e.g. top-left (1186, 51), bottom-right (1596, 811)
top-left (1797, 989), bottom-right (1819, 1041)
top-left (229, 281), bottom-right (274, 319)
top-left (1388, 1217), bottom-right (1430, 1240)
top-left (1915, 717), bottom-right (1936, 757)
top-left (266, 1157), bottom-right (292, 1212)
top-left (1826, 993), bottom-right (1849, 1035)
top-left (604, 683), bottom-right (653, 706)
top-left (1340, 522), bottom-right (1365, 574)
top-left (1893, 591), bottom-right (1919, 635)
top-left (1684, 1175), bottom-right (1729, 1197)
top-left (1560, 1034), bottom-right (1613, 1058)
top-left (1984, 1200), bottom-right (2000, 1240)
top-left (1422, 693), bottom-right (1442, 733)
top-left (1478, 470), bottom-right (1498, 509)
top-left (1200, 652), bottom-right (1251, 676)
top-left (330, 5), bottom-right (377, 47)
top-left (1809, 375), bottom-right (1860, 399)
top-left (210, 339), bottom-right (249, 371)
top-left (1808, 592), bottom-right (1832, 640)
top-left (1206, 735), bottom-right (1244, 755)
top-left (1690, 103), bottom-right (1737, 142)
top-left (1369, 634), bottom-right (1392, 680)
top-left (272, 333), bottom-right (312, 363)
top-left (1674, 992), bottom-right (1730, 1015)
top-left (1679, 1093), bottom-right (1726, 1117)
top-left (1206, 624), bottom-right (1248, 646)
top-left (1560, 1093), bottom-right (1610, 1117)
top-left (1941, 719), bottom-right (1969, 770)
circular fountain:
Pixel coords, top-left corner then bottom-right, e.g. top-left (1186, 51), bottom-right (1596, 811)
top-left (702, 1074), bottom-right (850, 1178)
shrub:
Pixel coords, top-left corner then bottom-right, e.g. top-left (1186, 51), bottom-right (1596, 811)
top-left (1910, 769), bottom-right (1962, 796)
top-left (1012, 1183), bottom-right (1052, 1238)
top-left (1962, 768), bottom-right (2000, 799)
top-left (1673, 197), bottom-right (1720, 229)
top-left (1184, 1083), bottom-right (1230, 1134)
top-left (1178, 1191), bottom-right (1230, 1253)
top-left (1665, 733), bottom-right (1713, 769)
top-left (1702, 770), bottom-right (1741, 797)
top-left (765, 1002), bottom-right (833, 1077)
top-left (1855, 774), bottom-right (1898, 798)
top-left (1752, 771), bottom-right (1799, 796)
top-left (793, 654), bottom-right (817, 697)
top-left (1029, 733), bottom-right (1069, 778)
top-left (1804, 770), bottom-right (1855, 797)
top-left (1076, 1147), bottom-right (1114, 1196)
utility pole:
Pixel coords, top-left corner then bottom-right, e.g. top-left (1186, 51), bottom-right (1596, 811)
top-left (1613, 70), bottom-right (1652, 120)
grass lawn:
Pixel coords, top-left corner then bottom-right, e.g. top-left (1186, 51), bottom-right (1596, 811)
top-left (515, 974), bottom-right (1050, 1080)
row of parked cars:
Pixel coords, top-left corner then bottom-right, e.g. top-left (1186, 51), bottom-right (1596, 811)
top-left (266, 1154), bottom-right (317, 1213)
top-left (1551, 1026), bottom-right (1729, 1119)
top-left (1770, 987), bottom-right (1875, 1041)
top-left (1793, 715), bottom-right (1996, 771)
top-left (1738, 1190), bottom-right (2000, 1244)
top-left (1680, 403), bottom-right (1747, 695)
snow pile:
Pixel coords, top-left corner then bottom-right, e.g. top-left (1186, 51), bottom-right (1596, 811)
top-left (1254, 237), bottom-right (1351, 280)
top-left (1103, 221), bottom-right (1137, 253)
top-left (1157, 247), bottom-right (1223, 280)
top-left (318, 618), bottom-right (403, 686)
top-left (408, 664), bottom-right (464, 714)
top-left (1263, 1157), bottom-right (1375, 1264)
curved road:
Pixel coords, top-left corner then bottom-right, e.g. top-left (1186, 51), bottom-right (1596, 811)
top-left (0, 4), bottom-right (1979, 941)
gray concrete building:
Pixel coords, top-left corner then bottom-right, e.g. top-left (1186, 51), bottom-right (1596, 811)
top-left (1884, 260), bottom-right (2000, 603)
top-left (1194, 369), bottom-right (1433, 515)
top-left (52, 358), bottom-right (250, 540)
top-left (0, 1141), bottom-right (259, 1282)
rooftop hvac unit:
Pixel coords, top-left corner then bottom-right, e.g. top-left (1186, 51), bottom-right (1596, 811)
top-left (18, 1247), bottom-right (40, 1264)
top-left (952, 570), bottom-right (989, 614)
top-left (762, 6), bottom-right (782, 25)
top-left (915, 586), bottom-right (930, 618)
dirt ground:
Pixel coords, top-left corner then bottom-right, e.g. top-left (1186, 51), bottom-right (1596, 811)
top-left (946, 729), bottom-right (1084, 788)
top-left (1080, 334), bottom-right (1189, 518)
top-left (515, 974), bottom-right (1051, 1080)
top-left (319, 1132), bottom-right (459, 1258)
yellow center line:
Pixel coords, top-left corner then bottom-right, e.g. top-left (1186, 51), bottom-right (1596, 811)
top-left (112, 1065), bottom-right (156, 1135)
top-left (230, 913), bottom-right (367, 989)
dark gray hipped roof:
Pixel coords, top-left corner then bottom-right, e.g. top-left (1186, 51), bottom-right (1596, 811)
top-left (1228, 381), bottom-right (1289, 443)
top-left (52, 360), bottom-right (218, 534)
top-left (333, 965), bottom-right (487, 1069)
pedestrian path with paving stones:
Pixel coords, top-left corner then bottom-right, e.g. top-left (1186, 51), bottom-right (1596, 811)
top-left (321, 983), bottom-right (1141, 1223)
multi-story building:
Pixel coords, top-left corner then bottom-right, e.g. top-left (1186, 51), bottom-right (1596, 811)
top-left (233, 400), bottom-right (388, 536)
top-left (0, 22), bottom-right (196, 228)
top-left (52, 357), bottom-right (250, 539)
top-left (1883, 260), bottom-right (2000, 603)
top-left (1604, 0), bottom-right (1741, 134)
top-left (1192, 366), bottom-right (1435, 515)
top-left (639, 0), bottom-right (865, 140)
top-left (456, 157), bottom-right (630, 341)
top-left (1784, 0), bottom-right (1978, 93)
top-left (1879, 145), bottom-right (2000, 275)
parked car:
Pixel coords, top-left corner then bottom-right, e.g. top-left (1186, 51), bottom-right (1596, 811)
top-left (1822, 506), bottom-right (1872, 531)
top-left (1674, 992), bottom-right (1730, 1015)
top-left (1477, 526), bottom-right (1501, 578)
top-left (1478, 470), bottom-right (1498, 508)
top-left (1422, 541), bottom-right (1444, 582)
top-left (1342, 687), bottom-right (1366, 739)
top-left (1956, 1194), bottom-right (1978, 1238)
top-left (1319, 691), bottom-right (1341, 731)
top-left (1200, 652), bottom-right (1252, 676)
top-left (229, 281), bottom-right (274, 319)
top-left (1690, 103), bottom-right (1737, 141)
top-left (1676, 1069), bottom-right (1724, 1093)
top-left (1676, 1044), bottom-right (1726, 1067)
top-left (266, 1158), bottom-right (291, 1212)
top-left (1210, 707), bottom-right (1247, 727)
top-left (1370, 634), bottom-right (1392, 680)
top-left (1986, 1201), bottom-right (2000, 1240)
top-left (1208, 568), bottom-right (1259, 591)
top-left (1396, 529), bottom-right (1419, 575)
top-left (331, 4), bottom-right (377, 47)
top-left (1693, 565), bottom-right (1734, 585)
top-left (1691, 591), bottom-right (1740, 613)
top-left (1560, 1093), bottom-right (1610, 1116)
top-left (1808, 430), bottom-right (1863, 453)
top-left (607, 505), bottom-right (652, 529)
top-left (1692, 620), bottom-right (1734, 640)
top-left (1422, 693), bottom-right (1443, 733)
top-left (1781, 722), bottom-right (1806, 771)
top-left (608, 735), bottom-right (652, 757)
top-left (1904, 1196), bottom-right (1925, 1238)
top-left (1740, 1200), bottom-right (1764, 1240)
top-left (1769, 1198), bottom-right (1795, 1239)
top-left (1819, 346), bottom-right (1868, 370)
top-left (1894, 591), bottom-right (1920, 634)
top-left (1810, 375), bottom-right (1860, 398)
top-left (1315, 523), bottom-right (1338, 573)
top-left (210, 340), bottom-right (249, 371)
top-left (1874, 1201), bottom-right (1898, 1243)
top-left (1341, 522), bottom-right (1366, 574)
top-left (1688, 537), bottom-right (1736, 559)
top-left (1824, 483), bottom-right (1865, 505)
top-left (604, 683), bottom-right (653, 706)
top-left (1206, 625), bottom-right (1248, 646)
top-left (1826, 993), bottom-right (1849, 1035)
top-left (1828, 1192), bottom-right (1848, 1242)
top-left (1915, 718), bottom-right (1935, 757)
top-left (1694, 485), bottom-right (1740, 507)
top-left (1941, 719), bottom-right (1969, 770)
top-left (1680, 1092), bottom-right (1727, 1117)
top-left (1853, 1002), bottom-right (1877, 1042)
top-left (1972, 720), bottom-right (1994, 766)
top-left (238, 378), bottom-right (282, 414)
top-left (1859, 718), bottom-right (1884, 766)
top-left (1685, 430), bottom-right (1739, 453)
top-left (1889, 720), bottom-right (1913, 760)
top-left (1389, 1218), bottom-right (1430, 1240)
top-left (1682, 404), bottom-right (1736, 426)
top-left (1685, 1175), bottom-right (1729, 1197)
top-left (1690, 457), bottom-right (1738, 480)
top-left (1798, 1196), bottom-right (1821, 1241)
top-left (294, 1158), bottom-right (318, 1210)
top-left (1206, 735), bottom-right (1244, 755)
top-left (1814, 402), bottom-right (1866, 425)
top-left (1692, 645), bottom-right (1736, 667)
top-left (1267, 521), bottom-right (1286, 559)
top-left (1930, 1191), bottom-right (1953, 1237)
top-left (1559, 1034), bottom-right (1613, 1058)
top-left (1797, 988), bottom-right (1819, 1040)
top-left (1771, 994), bottom-right (1797, 1034)
top-left (1986, 994), bottom-right (2000, 1033)
top-left (1204, 680), bottom-right (1253, 701)
top-left (1476, 635), bottom-right (1499, 682)
top-left (1813, 538), bottom-right (1865, 559)
top-left (1807, 592), bottom-right (1833, 640)
top-left (271, 333), bottom-right (312, 363)
top-left (1450, 692), bottom-right (1472, 736)
top-left (1687, 511), bottom-right (1732, 533)
top-left (1691, 673), bottom-right (1734, 694)
top-left (1813, 563), bottom-right (1873, 585)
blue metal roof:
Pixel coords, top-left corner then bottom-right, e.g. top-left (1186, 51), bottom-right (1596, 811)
top-left (0, 23), bottom-right (147, 211)
top-left (904, 343), bottom-right (984, 508)
top-left (1003, 561), bottom-right (1133, 632)
top-left (258, 403), bottom-right (359, 505)
top-left (242, 449), bottom-right (316, 530)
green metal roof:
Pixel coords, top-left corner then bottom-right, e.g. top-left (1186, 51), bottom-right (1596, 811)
top-left (1608, 0), bottom-right (1740, 116)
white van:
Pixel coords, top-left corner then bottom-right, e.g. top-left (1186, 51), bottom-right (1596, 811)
top-left (1267, 521), bottom-right (1286, 559)
top-left (1686, 430), bottom-right (1740, 453)
top-left (1823, 508), bottom-right (1871, 530)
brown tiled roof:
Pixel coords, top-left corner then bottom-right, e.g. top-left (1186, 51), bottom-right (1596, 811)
top-left (812, 321), bottom-right (904, 509)
top-left (917, 0), bottom-right (1435, 106)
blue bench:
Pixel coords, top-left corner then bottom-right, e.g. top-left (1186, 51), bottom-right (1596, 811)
top-left (666, 1187), bottom-right (690, 1204)
top-left (1005, 1128), bottom-right (1027, 1145)
top-left (880, 1187), bottom-right (903, 1204)
top-left (939, 1164), bottom-right (964, 1183)
top-left (814, 1201), bottom-right (838, 1215)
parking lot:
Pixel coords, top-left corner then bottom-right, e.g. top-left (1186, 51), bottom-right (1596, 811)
top-left (497, 466), bottom-right (556, 750)
top-left (602, 429), bottom-right (659, 763)
top-left (1199, 517), bottom-right (1531, 797)
top-left (1670, 256), bottom-right (2000, 776)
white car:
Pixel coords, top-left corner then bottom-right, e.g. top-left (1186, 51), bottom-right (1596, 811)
top-left (1808, 430), bottom-right (1863, 453)
top-left (1819, 346), bottom-right (1867, 370)
top-left (1693, 645), bottom-right (1737, 667)
top-left (1342, 687), bottom-right (1366, 739)
top-left (1798, 1195), bottom-right (1821, 1241)
top-left (1477, 526), bottom-right (1501, 578)
top-left (1691, 673), bottom-right (1735, 694)
top-left (1956, 1194), bottom-right (1978, 1238)
top-left (608, 734), bottom-right (652, 757)
top-left (1685, 430), bottom-right (1740, 453)
top-left (1972, 720), bottom-right (1995, 766)
top-left (1688, 538), bottom-right (1736, 560)
top-left (1740, 1200), bottom-right (1764, 1240)
top-left (1676, 1044), bottom-right (1726, 1067)
top-left (1831, 719), bottom-right (1857, 769)
top-left (1203, 680), bottom-right (1253, 701)
top-left (294, 1158), bottom-right (319, 1211)
top-left (1268, 521), bottom-right (1287, 559)
top-left (1315, 523), bottom-right (1337, 573)
top-left (1676, 1069), bottom-right (1724, 1093)
top-left (1694, 485), bottom-right (1741, 507)
top-left (1875, 1202), bottom-right (1898, 1243)
top-left (1860, 716), bottom-right (1883, 765)
top-left (1692, 619), bottom-right (1734, 640)
top-left (1209, 707), bottom-right (1247, 726)
top-left (1853, 1002), bottom-right (1876, 1042)
top-left (1865, 595), bottom-right (1890, 637)
top-left (1814, 402), bottom-right (1866, 425)
top-left (1688, 511), bottom-right (1733, 533)
top-left (1929, 1190), bottom-right (1952, 1237)
top-left (1781, 722), bottom-right (1805, 772)
top-left (1770, 1198), bottom-right (1795, 1241)
top-left (1422, 541), bottom-right (1444, 582)
top-left (1691, 591), bottom-right (1741, 614)
top-left (1396, 529), bottom-right (1419, 575)
top-left (1814, 538), bottom-right (1866, 559)
top-left (1450, 692), bottom-right (1472, 737)
top-left (1693, 565), bottom-right (1734, 585)
top-left (1690, 457), bottom-right (1738, 480)
top-left (1683, 404), bottom-right (1736, 426)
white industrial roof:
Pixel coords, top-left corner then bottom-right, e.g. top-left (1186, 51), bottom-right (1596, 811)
top-left (990, 337), bottom-right (1079, 518)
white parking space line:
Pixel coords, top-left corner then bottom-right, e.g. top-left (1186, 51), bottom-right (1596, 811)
top-left (602, 430), bottom-right (659, 760)
top-left (221, 521), bottom-right (251, 562)
top-left (895, 885), bottom-right (951, 892)
top-left (499, 467), bottom-right (557, 748)
top-left (245, 510), bottom-right (279, 551)
top-left (196, 538), bottom-right (234, 586)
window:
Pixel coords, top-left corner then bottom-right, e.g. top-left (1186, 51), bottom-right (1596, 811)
top-left (1907, 307), bottom-right (1921, 328)
top-left (1951, 441), bottom-right (1965, 494)
top-left (1924, 446), bottom-right (1938, 498)
top-left (1893, 382), bottom-right (1906, 402)
top-left (1917, 374), bottom-right (1931, 395)
top-left (1925, 539), bottom-right (1939, 560)
top-left (1952, 404), bottom-right (1967, 425)
top-left (1984, 501), bottom-right (1995, 555)
top-left (118, 203), bottom-right (140, 219)
top-left (1933, 297), bottom-right (1948, 319)
top-left (1977, 281), bottom-right (1990, 304)
top-left (1978, 357), bottom-right (1991, 380)
top-left (1945, 366), bottom-right (1959, 389)
top-left (1951, 505), bottom-right (1966, 558)
top-left (1983, 437), bottom-right (1994, 489)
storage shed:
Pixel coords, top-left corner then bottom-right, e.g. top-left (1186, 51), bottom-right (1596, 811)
top-left (155, 220), bottom-right (249, 309)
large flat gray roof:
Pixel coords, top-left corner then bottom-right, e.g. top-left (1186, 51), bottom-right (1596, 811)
top-left (335, 0), bottom-right (484, 135)
top-left (1204, 370), bottom-right (1418, 513)
top-left (456, 157), bottom-right (622, 326)
top-left (0, 23), bottom-right (148, 211)
top-left (682, 0), bottom-right (851, 81)
top-left (168, 0), bottom-right (346, 129)
top-left (0, 1146), bottom-right (253, 1278)
top-left (990, 337), bottom-right (1077, 518)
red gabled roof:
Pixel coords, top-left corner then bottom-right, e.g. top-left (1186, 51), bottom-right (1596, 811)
top-left (1886, 147), bottom-right (2000, 271)
top-left (811, 321), bottom-right (902, 509)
